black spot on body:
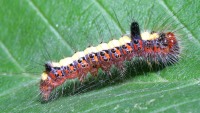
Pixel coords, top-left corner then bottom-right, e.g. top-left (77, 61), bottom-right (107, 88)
top-left (100, 51), bottom-right (105, 56)
top-left (133, 39), bottom-right (139, 44)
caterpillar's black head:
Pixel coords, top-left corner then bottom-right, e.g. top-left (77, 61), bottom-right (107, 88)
top-left (44, 62), bottom-right (52, 72)
top-left (130, 22), bottom-right (141, 39)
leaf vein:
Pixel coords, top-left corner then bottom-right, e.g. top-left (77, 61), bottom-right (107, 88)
top-left (0, 41), bottom-right (24, 72)
top-left (82, 81), bottom-right (199, 113)
top-left (159, 0), bottom-right (200, 46)
top-left (151, 98), bottom-right (200, 113)
top-left (93, 0), bottom-right (124, 35)
top-left (27, 0), bottom-right (74, 54)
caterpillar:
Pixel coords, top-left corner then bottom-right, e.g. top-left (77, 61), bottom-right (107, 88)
top-left (40, 21), bottom-right (179, 101)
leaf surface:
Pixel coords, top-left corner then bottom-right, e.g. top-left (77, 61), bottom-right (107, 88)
top-left (0, 0), bottom-right (200, 112)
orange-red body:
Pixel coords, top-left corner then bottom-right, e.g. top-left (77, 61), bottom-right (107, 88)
top-left (40, 31), bottom-right (179, 101)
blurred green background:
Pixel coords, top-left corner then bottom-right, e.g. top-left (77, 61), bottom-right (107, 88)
top-left (0, 0), bottom-right (200, 112)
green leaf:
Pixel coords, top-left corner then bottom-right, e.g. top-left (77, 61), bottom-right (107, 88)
top-left (0, 0), bottom-right (200, 112)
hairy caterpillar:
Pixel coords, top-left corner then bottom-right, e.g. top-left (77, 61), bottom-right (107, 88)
top-left (40, 21), bottom-right (179, 101)
top-left (1, 0), bottom-right (200, 113)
